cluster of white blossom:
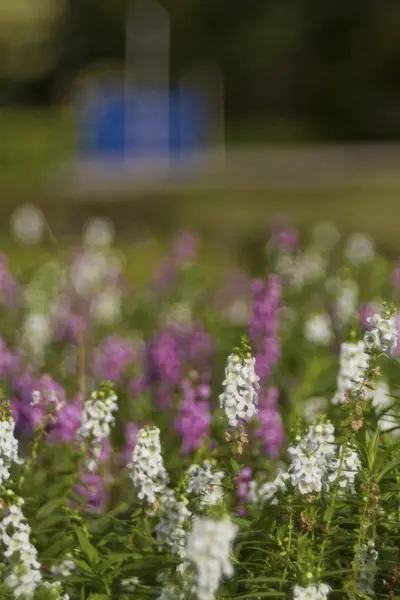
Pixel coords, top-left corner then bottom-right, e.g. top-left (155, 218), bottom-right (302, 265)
top-left (155, 489), bottom-right (191, 558)
top-left (365, 310), bottom-right (398, 355)
top-left (288, 426), bottom-right (361, 497)
top-left (50, 553), bottom-right (76, 577)
top-left (0, 417), bottom-right (23, 485)
top-left (357, 541), bottom-right (379, 596)
top-left (77, 384), bottom-right (118, 471)
top-left (0, 501), bottom-right (42, 599)
top-left (324, 276), bottom-right (359, 328)
top-left (345, 233), bottom-right (375, 266)
top-left (121, 576), bottom-right (140, 592)
top-left (329, 446), bottom-right (362, 495)
top-left (43, 581), bottom-right (70, 600)
top-left (293, 583), bottom-right (331, 600)
top-left (276, 251), bottom-right (326, 290)
top-left (332, 341), bottom-right (370, 405)
top-left (21, 313), bottom-right (53, 361)
top-left (287, 425), bottom-right (337, 496)
top-left (158, 563), bottom-right (197, 600)
top-left (128, 426), bottom-right (169, 505)
top-left (186, 516), bottom-right (238, 600)
top-left (303, 313), bottom-right (333, 346)
top-left (219, 352), bottom-right (260, 427)
top-left (186, 461), bottom-right (225, 506)
top-left (248, 470), bottom-right (289, 507)
top-left (249, 425), bottom-right (361, 503)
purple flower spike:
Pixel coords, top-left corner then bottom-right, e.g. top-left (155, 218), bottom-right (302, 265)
top-left (175, 381), bottom-right (211, 455)
top-left (255, 386), bottom-right (285, 459)
top-left (249, 275), bottom-right (281, 384)
top-left (92, 335), bottom-right (135, 383)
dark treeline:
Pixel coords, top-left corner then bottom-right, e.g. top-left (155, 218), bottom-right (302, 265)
top-left (3, 0), bottom-right (400, 140)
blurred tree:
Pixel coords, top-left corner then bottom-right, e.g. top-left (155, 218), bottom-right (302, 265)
top-left (1, 0), bottom-right (400, 139)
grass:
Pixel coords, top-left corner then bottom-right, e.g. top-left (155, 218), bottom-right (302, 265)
top-left (2, 109), bottom-right (400, 254)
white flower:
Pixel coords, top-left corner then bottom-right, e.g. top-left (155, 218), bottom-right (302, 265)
top-left (186, 462), bottom-right (225, 507)
top-left (155, 490), bottom-right (191, 557)
top-left (332, 341), bottom-right (370, 405)
top-left (21, 313), bottom-right (52, 358)
top-left (0, 418), bottom-right (23, 486)
top-left (248, 470), bottom-right (290, 507)
top-left (43, 581), bottom-right (70, 600)
top-left (328, 445), bottom-right (362, 494)
top-left (165, 302), bottom-right (193, 328)
top-left (281, 424), bottom-right (361, 498)
top-left (77, 385), bottom-right (118, 471)
top-left (336, 280), bottom-right (359, 327)
top-left (91, 288), bottom-right (122, 326)
top-left (83, 217), bottom-right (115, 249)
top-left (365, 310), bottom-right (398, 355)
top-left (227, 300), bottom-right (250, 326)
top-left (293, 583), bottom-right (331, 600)
top-left (11, 204), bottom-right (44, 246)
top-left (121, 576), bottom-right (140, 591)
top-left (346, 233), bottom-right (375, 265)
top-left (50, 553), bottom-right (76, 577)
top-left (70, 250), bottom-right (109, 296)
top-left (186, 516), bottom-right (238, 600)
top-left (304, 313), bottom-right (333, 346)
top-left (357, 541), bottom-right (378, 596)
top-left (128, 426), bottom-right (169, 505)
top-left (219, 353), bottom-right (260, 427)
top-left (294, 251), bottom-right (326, 288)
top-left (0, 501), bottom-right (42, 599)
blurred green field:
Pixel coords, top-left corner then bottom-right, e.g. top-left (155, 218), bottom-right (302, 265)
top-left (2, 109), bottom-right (400, 254)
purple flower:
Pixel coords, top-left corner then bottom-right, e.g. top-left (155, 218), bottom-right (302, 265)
top-left (147, 324), bottom-right (213, 409)
top-left (74, 472), bottom-right (107, 513)
top-left (122, 422), bottom-right (139, 464)
top-left (187, 326), bottom-right (213, 377)
top-left (129, 376), bottom-right (148, 398)
top-left (147, 328), bottom-right (182, 386)
top-left (0, 337), bottom-right (23, 379)
top-left (269, 216), bottom-right (299, 252)
top-left (359, 303), bottom-right (376, 329)
top-left (255, 386), bottom-right (284, 459)
top-left (47, 395), bottom-right (83, 443)
top-left (92, 335), bottom-right (135, 383)
top-left (235, 467), bottom-right (252, 515)
top-left (151, 257), bottom-right (177, 296)
top-left (174, 381), bottom-right (211, 455)
top-left (249, 275), bottom-right (281, 383)
top-left (54, 312), bottom-right (86, 343)
top-left (172, 231), bottom-right (199, 262)
top-left (12, 372), bottom-right (65, 434)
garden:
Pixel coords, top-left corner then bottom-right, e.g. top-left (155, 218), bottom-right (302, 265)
top-left (0, 207), bottom-right (400, 600)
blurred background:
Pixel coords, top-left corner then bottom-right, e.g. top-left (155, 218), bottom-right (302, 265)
top-left (1, 0), bottom-right (400, 254)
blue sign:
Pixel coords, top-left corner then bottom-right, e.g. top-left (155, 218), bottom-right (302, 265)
top-left (78, 85), bottom-right (210, 161)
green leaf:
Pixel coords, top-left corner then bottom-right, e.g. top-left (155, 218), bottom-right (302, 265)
top-left (36, 498), bottom-right (65, 519)
top-left (230, 458), bottom-right (242, 473)
top-left (74, 558), bottom-right (94, 574)
top-left (74, 526), bottom-right (100, 564)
